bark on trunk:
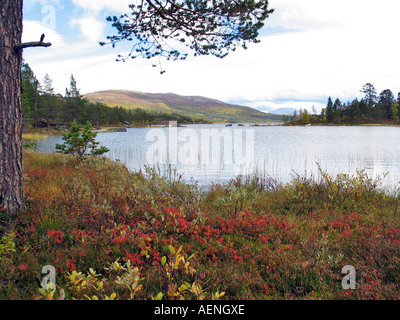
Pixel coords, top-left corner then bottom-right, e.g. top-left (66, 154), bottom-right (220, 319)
top-left (0, 0), bottom-right (24, 214)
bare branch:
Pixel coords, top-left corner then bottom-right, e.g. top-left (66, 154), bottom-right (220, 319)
top-left (14, 41), bottom-right (52, 51)
top-left (15, 33), bottom-right (52, 50)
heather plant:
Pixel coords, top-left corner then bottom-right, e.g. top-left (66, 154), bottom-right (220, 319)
top-left (208, 177), bottom-right (261, 218)
top-left (273, 166), bottom-right (389, 215)
top-left (0, 231), bottom-right (16, 267)
top-left (2, 151), bottom-right (400, 300)
top-left (38, 259), bottom-right (143, 300)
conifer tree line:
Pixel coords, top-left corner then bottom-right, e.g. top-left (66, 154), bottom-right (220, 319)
top-left (285, 83), bottom-right (400, 125)
top-left (324, 83), bottom-right (400, 124)
top-left (21, 62), bottom-right (204, 130)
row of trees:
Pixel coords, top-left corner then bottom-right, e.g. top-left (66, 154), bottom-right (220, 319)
top-left (286, 83), bottom-right (400, 125)
top-left (21, 62), bottom-right (206, 129)
top-left (22, 62), bottom-right (132, 128)
top-left (325, 83), bottom-right (400, 124)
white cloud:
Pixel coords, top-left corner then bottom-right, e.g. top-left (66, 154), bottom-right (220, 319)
top-left (69, 15), bottom-right (106, 42)
top-left (268, 0), bottom-right (398, 32)
top-left (65, 1), bottom-right (135, 52)
top-left (22, 20), bottom-right (113, 94)
top-left (22, 20), bottom-right (66, 47)
top-left (71, 0), bottom-right (133, 13)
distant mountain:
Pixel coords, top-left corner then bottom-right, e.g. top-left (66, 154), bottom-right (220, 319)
top-left (84, 90), bottom-right (282, 123)
top-left (269, 108), bottom-right (298, 115)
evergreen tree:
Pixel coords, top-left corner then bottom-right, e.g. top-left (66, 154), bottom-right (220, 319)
top-left (333, 98), bottom-right (342, 123)
top-left (21, 62), bottom-right (41, 128)
top-left (333, 98), bottom-right (342, 111)
top-left (56, 120), bottom-right (109, 161)
top-left (326, 97), bottom-right (334, 122)
top-left (41, 73), bottom-right (58, 128)
top-left (361, 83), bottom-right (377, 107)
top-left (390, 103), bottom-right (399, 123)
top-left (355, 102), bottom-right (362, 124)
top-left (302, 109), bottom-right (310, 125)
top-left (21, 62), bottom-right (37, 128)
top-left (379, 89), bottom-right (395, 119)
top-left (359, 99), bottom-right (369, 118)
top-left (372, 103), bottom-right (384, 123)
top-left (320, 108), bottom-right (326, 122)
top-left (64, 74), bottom-right (83, 123)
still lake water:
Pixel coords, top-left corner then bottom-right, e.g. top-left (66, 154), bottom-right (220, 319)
top-left (36, 124), bottom-right (400, 192)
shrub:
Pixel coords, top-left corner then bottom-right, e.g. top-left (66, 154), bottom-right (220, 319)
top-left (3, 151), bottom-right (400, 300)
top-left (55, 120), bottom-right (109, 161)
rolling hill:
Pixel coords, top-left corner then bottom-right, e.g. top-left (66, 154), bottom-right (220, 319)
top-left (84, 90), bottom-right (282, 123)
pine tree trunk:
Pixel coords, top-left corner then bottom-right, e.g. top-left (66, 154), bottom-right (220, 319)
top-left (0, 0), bottom-right (24, 214)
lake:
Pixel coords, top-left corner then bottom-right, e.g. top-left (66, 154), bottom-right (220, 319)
top-left (35, 124), bottom-right (400, 192)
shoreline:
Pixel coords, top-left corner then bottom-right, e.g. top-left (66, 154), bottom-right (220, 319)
top-left (281, 122), bottom-right (400, 127)
top-left (22, 122), bottom-right (400, 140)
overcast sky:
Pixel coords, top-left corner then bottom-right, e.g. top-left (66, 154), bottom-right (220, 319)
top-left (22, 0), bottom-right (400, 113)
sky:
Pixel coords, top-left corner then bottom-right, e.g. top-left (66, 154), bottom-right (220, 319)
top-left (22, 0), bottom-right (400, 113)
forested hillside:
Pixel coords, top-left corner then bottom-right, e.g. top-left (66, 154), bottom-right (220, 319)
top-left (21, 62), bottom-right (210, 130)
top-left (84, 90), bottom-right (283, 124)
